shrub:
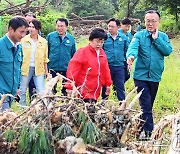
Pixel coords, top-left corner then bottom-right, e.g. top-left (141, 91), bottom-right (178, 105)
top-left (0, 12), bottom-right (72, 38)
top-left (159, 15), bottom-right (180, 33)
top-left (0, 14), bottom-right (11, 37)
top-left (37, 12), bottom-right (67, 37)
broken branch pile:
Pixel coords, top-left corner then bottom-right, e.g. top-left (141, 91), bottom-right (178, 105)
top-left (69, 13), bottom-right (141, 36)
top-left (0, 74), bottom-right (179, 153)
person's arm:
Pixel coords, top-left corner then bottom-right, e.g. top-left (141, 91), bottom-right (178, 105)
top-left (44, 63), bottom-right (49, 77)
top-left (103, 53), bottom-right (112, 91)
top-left (46, 34), bottom-right (50, 57)
top-left (44, 40), bottom-right (50, 77)
top-left (126, 33), bottom-right (140, 70)
top-left (124, 37), bottom-right (130, 53)
top-left (65, 49), bottom-right (83, 90)
top-left (71, 39), bottom-right (76, 57)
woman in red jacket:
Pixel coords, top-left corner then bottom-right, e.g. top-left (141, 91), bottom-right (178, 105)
top-left (65, 28), bottom-right (112, 102)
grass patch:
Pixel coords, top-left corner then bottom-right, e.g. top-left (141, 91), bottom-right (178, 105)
top-left (153, 36), bottom-right (180, 121)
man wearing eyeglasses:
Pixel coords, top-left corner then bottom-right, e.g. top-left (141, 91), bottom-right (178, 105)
top-left (102, 18), bottom-right (129, 101)
top-left (126, 10), bottom-right (172, 139)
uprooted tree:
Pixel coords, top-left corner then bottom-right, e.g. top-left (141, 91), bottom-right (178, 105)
top-left (0, 74), bottom-right (179, 153)
top-left (0, 0), bottom-right (49, 16)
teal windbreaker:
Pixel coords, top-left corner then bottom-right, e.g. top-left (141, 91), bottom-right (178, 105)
top-left (118, 28), bottom-right (132, 43)
top-left (46, 31), bottom-right (76, 71)
top-left (103, 32), bottom-right (129, 66)
top-left (0, 35), bottom-right (23, 101)
top-left (126, 29), bottom-right (172, 82)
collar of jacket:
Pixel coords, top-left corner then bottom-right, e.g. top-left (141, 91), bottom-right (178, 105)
top-left (118, 28), bottom-right (123, 33)
top-left (23, 34), bottom-right (44, 43)
top-left (118, 28), bottom-right (130, 36)
top-left (54, 31), bottom-right (70, 39)
top-left (107, 32), bottom-right (123, 40)
top-left (145, 29), bottom-right (153, 37)
top-left (4, 35), bottom-right (15, 50)
top-left (88, 43), bottom-right (104, 56)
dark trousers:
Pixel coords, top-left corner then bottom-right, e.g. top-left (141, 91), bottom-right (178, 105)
top-left (29, 78), bottom-right (36, 100)
top-left (134, 79), bottom-right (159, 136)
top-left (50, 70), bottom-right (67, 96)
top-left (102, 65), bottom-right (125, 101)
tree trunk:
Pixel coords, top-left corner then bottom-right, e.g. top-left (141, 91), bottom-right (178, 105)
top-left (126, 0), bottom-right (130, 17)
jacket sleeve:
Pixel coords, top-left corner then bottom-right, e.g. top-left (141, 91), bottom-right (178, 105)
top-left (71, 39), bottom-right (76, 57)
top-left (46, 34), bottom-right (50, 57)
top-left (126, 33), bottom-right (140, 59)
top-left (18, 47), bottom-right (23, 89)
top-left (65, 49), bottom-right (83, 90)
top-left (102, 53), bottom-right (112, 86)
top-left (44, 40), bottom-right (49, 63)
top-left (153, 33), bottom-right (172, 56)
top-left (124, 37), bottom-right (129, 53)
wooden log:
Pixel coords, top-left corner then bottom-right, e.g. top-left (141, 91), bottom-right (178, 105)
top-left (168, 113), bottom-right (180, 154)
top-left (150, 115), bottom-right (175, 154)
top-left (70, 20), bottom-right (108, 26)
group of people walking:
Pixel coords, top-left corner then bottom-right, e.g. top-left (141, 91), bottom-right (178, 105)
top-left (0, 10), bottom-right (172, 139)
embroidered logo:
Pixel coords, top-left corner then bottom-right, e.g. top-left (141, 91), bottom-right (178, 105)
top-left (131, 38), bottom-right (136, 42)
top-left (66, 40), bottom-right (70, 43)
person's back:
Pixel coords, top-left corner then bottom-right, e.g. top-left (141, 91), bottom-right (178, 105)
top-left (136, 23), bottom-right (141, 32)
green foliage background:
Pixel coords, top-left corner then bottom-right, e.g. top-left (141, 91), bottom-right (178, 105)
top-left (0, 0), bottom-right (179, 37)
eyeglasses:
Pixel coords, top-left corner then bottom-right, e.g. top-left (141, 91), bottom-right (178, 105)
top-left (145, 20), bottom-right (157, 24)
top-left (108, 25), bottom-right (118, 28)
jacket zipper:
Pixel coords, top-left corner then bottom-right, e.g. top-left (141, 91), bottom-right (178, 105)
top-left (94, 51), bottom-right (100, 99)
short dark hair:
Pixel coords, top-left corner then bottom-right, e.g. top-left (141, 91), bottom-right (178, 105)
top-left (8, 16), bottom-right (29, 31)
top-left (30, 19), bottom-right (42, 31)
top-left (121, 18), bottom-right (131, 25)
top-left (25, 12), bottom-right (36, 18)
top-left (56, 18), bottom-right (69, 26)
top-left (145, 10), bottom-right (161, 19)
top-left (108, 18), bottom-right (120, 26)
top-left (89, 28), bottom-right (107, 41)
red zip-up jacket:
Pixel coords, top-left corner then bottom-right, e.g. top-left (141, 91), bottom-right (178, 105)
top-left (65, 44), bottom-right (112, 100)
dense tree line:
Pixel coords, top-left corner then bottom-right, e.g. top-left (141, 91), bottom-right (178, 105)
top-left (48, 0), bottom-right (179, 22)
top-left (0, 0), bottom-right (179, 34)
top-left (0, 0), bottom-right (179, 22)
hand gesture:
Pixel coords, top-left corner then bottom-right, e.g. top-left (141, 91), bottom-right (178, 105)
top-left (105, 86), bottom-right (111, 96)
top-left (152, 28), bottom-right (158, 39)
top-left (127, 56), bottom-right (134, 71)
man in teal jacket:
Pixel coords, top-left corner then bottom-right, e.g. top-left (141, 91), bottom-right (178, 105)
top-left (47, 18), bottom-right (76, 95)
top-left (0, 16), bottom-right (28, 112)
top-left (102, 18), bottom-right (129, 101)
top-left (118, 18), bottom-right (132, 82)
top-left (118, 18), bottom-right (132, 43)
top-left (126, 10), bottom-right (172, 138)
